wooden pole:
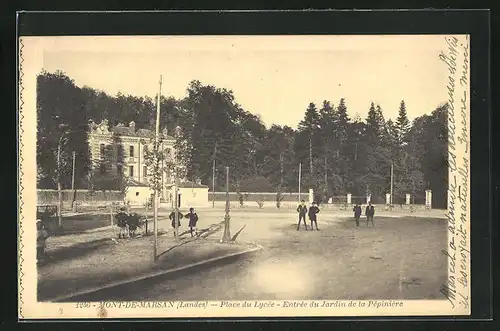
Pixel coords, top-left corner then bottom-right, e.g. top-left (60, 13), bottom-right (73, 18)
top-left (174, 175), bottom-right (179, 239)
top-left (71, 151), bottom-right (77, 212)
top-left (298, 162), bottom-right (302, 202)
top-left (222, 166), bottom-right (231, 242)
top-left (212, 158), bottom-right (216, 208)
top-left (390, 163), bottom-right (394, 205)
top-left (110, 205), bottom-right (115, 238)
top-left (309, 137), bottom-right (313, 178)
top-left (57, 135), bottom-right (63, 229)
top-left (212, 143), bottom-right (217, 208)
top-left (144, 202), bottom-right (148, 235)
top-left (153, 75), bottom-right (162, 261)
top-left (280, 152), bottom-right (284, 188)
top-left (324, 154), bottom-right (328, 194)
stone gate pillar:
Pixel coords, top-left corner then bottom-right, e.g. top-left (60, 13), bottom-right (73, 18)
top-left (386, 193), bottom-right (391, 205)
top-left (425, 190), bottom-right (432, 209)
top-left (308, 188), bottom-right (314, 204)
top-left (346, 193), bottom-right (352, 204)
top-left (366, 194), bottom-right (371, 204)
top-left (406, 193), bottom-right (411, 205)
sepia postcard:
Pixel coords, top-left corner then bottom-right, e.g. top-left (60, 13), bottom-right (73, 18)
top-left (18, 34), bottom-right (470, 319)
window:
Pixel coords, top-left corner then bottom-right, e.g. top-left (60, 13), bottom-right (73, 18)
top-left (100, 144), bottom-right (105, 159)
top-left (165, 148), bottom-right (171, 156)
top-left (129, 145), bottom-right (135, 157)
top-left (99, 163), bottom-right (106, 174)
top-left (117, 164), bottom-right (122, 175)
top-left (143, 166), bottom-right (147, 178)
top-left (129, 165), bottom-right (134, 178)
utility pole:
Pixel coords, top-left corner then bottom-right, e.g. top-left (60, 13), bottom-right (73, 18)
top-left (390, 163), bottom-right (394, 205)
top-left (221, 166), bottom-right (231, 242)
top-left (212, 143), bottom-right (217, 208)
top-left (324, 154), bottom-right (328, 191)
top-left (279, 152), bottom-right (284, 188)
top-left (298, 162), bottom-right (302, 202)
top-left (174, 173), bottom-right (179, 239)
top-left (56, 134), bottom-right (65, 229)
top-left (309, 136), bottom-right (313, 179)
top-left (153, 75), bottom-right (162, 261)
top-left (277, 152), bottom-right (283, 208)
top-left (71, 151), bottom-right (77, 212)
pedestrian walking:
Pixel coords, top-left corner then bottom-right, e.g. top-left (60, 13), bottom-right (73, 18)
top-left (36, 219), bottom-right (49, 263)
top-left (169, 209), bottom-right (183, 236)
top-left (185, 207), bottom-right (199, 237)
top-left (365, 202), bottom-right (375, 227)
top-left (308, 201), bottom-right (320, 230)
top-left (296, 200), bottom-right (308, 231)
top-left (353, 203), bottom-right (362, 228)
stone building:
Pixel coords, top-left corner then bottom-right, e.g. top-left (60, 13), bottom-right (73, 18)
top-left (87, 119), bottom-right (176, 201)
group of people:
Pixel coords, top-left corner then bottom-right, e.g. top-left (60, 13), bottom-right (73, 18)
top-left (169, 207), bottom-right (200, 237)
top-left (296, 200), bottom-right (321, 231)
top-left (296, 200), bottom-right (376, 230)
top-left (352, 202), bottom-right (375, 227)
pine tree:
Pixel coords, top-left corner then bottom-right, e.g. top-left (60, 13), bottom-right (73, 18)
top-left (295, 102), bottom-right (322, 191)
top-left (395, 100), bottom-right (411, 145)
top-left (318, 100), bottom-right (336, 198)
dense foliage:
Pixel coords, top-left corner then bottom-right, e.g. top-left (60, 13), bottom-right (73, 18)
top-left (36, 70), bottom-right (448, 208)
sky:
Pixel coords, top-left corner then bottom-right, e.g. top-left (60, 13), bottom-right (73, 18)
top-left (40, 35), bottom-right (450, 129)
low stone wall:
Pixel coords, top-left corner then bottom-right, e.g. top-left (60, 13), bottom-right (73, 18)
top-left (211, 192), bottom-right (308, 202)
top-left (37, 189), bottom-right (124, 210)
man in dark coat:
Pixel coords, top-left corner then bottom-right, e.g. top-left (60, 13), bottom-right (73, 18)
top-left (308, 202), bottom-right (320, 230)
top-left (365, 202), bottom-right (375, 227)
top-left (353, 203), bottom-right (362, 228)
top-left (185, 207), bottom-right (199, 237)
top-left (169, 209), bottom-right (183, 235)
top-left (296, 200), bottom-right (308, 231)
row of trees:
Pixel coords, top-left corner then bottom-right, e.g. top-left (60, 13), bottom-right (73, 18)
top-left (36, 70), bottom-right (448, 208)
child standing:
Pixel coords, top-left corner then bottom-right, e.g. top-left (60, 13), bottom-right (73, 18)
top-left (36, 220), bottom-right (49, 262)
top-left (296, 200), bottom-right (308, 231)
top-left (308, 202), bottom-right (320, 230)
top-left (169, 209), bottom-right (183, 236)
top-left (185, 207), bottom-right (199, 237)
top-left (353, 203), bottom-right (362, 228)
top-left (365, 202), bottom-right (375, 227)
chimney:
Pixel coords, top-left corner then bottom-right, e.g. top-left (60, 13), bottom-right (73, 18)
top-left (129, 121), bottom-right (135, 132)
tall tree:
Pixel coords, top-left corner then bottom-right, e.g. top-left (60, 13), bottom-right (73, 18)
top-left (318, 100), bottom-right (336, 198)
top-left (395, 100), bottom-right (411, 146)
top-left (363, 102), bottom-right (391, 202)
top-left (334, 98), bottom-right (351, 192)
top-left (36, 70), bottom-right (91, 190)
top-left (295, 102), bottom-right (322, 191)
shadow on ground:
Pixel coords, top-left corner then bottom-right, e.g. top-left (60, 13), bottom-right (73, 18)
top-left (39, 238), bottom-right (112, 267)
top-left (59, 252), bottom-right (254, 302)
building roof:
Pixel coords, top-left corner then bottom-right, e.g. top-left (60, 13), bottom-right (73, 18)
top-left (166, 180), bottom-right (209, 189)
top-left (127, 179), bottom-right (150, 187)
top-left (89, 119), bottom-right (175, 140)
top-left (110, 126), bottom-right (175, 140)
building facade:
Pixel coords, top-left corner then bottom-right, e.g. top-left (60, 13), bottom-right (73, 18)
top-left (88, 119), bottom-right (176, 201)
